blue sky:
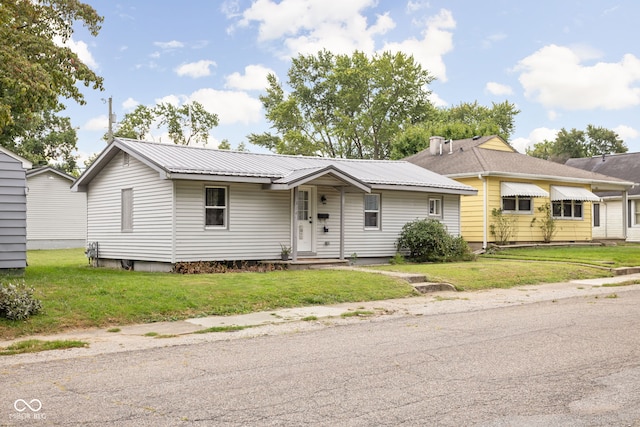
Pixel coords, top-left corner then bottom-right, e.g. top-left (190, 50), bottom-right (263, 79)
top-left (63, 0), bottom-right (640, 163)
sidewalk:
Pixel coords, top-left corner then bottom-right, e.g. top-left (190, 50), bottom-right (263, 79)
top-left (1, 273), bottom-right (639, 364)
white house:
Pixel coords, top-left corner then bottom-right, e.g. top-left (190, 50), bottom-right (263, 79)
top-left (71, 138), bottom-right (477, 272)
top-left (26, 166), bottom-right (87, 249)
top-left (566, 153), bottom-right (640, 242)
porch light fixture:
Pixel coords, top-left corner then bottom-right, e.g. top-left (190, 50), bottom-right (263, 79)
top-left (321, 195), bottom-right (327, 204)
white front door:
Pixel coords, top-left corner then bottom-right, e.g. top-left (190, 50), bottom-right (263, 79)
top-left (297, 187), bottom-right (314, 253)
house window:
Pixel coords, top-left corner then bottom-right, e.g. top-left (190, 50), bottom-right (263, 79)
top-left (429, 197), bottom-right (442, 218)
top-left (632, 200), bottom-right (640, 226)
top-left (552, 200), bottom-right (583, 219)
top-left (502, 196), bottom-right (532, 213)
top-left (121, 188), bottom-right (133, 232)
top-left (593, 203), bottom-right (600, 227)
top-left (205, 187), bottom-right (227, 228)
top-left (123, 152), bottom-right (130, 167)
top-left (364, 194), bottom-right (380, 229)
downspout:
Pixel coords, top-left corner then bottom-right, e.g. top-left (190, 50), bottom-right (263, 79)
top-left (622, 190), bottom-right (628, 240)
top-left (339, 186), bottom-right (345, 260)
top-left (292, 187), bottom-right (298, 262)
top-left (479, 174), bottom-right (488, 249)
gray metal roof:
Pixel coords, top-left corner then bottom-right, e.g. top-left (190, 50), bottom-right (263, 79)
top-left (73, 138), bottom-right (477, 195)
top-left (405, 135), bottom-right (634, 191)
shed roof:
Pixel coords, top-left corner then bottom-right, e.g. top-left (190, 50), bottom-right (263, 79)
top-left (405, 135), bottom-right (634, 191)
top-left (566, 152), bottom-right (640, 197)
top-left (72, 138), bottom-right (477, 195)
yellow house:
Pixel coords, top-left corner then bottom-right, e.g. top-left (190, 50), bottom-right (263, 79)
top-left (406, 135), bottom-right (634, 248)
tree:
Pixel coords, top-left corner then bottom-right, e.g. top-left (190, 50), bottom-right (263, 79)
top-left (250, 50), bottom-right (435, 159)
top-left (527, 125), bottom-right (627, 163)
top-left (13, 110), bottom-right (79, 174)
top-left (110, 101), bottom-right (219, 145)
top-left (0, 0), bottom-right (103, 145)
top-left (389, 101), bottom-right (520, 159)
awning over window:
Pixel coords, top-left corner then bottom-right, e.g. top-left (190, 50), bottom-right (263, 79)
top-left (501, 182), bottom-right (549, 198)
top-left (550, 186), bottom-right (600, 202)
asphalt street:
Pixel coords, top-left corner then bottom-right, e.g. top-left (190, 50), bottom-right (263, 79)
top-left (1, 282), bottom-right (640, 426)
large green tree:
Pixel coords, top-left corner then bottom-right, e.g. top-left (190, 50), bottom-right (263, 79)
top-left (250, 50), bottom-right (435, 159)
top-left (390, 101), bottom-right (520, 159)
top-left (0, 0), bottom-right (103, 146)
top-left (110, 101), bottom-right (219, 145)
top-left (527, 125), bottom-right (627, 163)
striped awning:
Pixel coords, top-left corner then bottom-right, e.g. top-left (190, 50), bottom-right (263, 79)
top-left (501, 182), bottom-right (549, 198)
top-left (550, 186), bottom-right (600, 202)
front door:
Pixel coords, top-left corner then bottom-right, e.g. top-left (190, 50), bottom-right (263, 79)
top-left (297, 187), bottom-right (314, 253)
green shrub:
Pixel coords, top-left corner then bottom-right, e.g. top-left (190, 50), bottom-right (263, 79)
top-left (396, 218), bottom-right (474, 263)
top-left (0, 282), bottom-right (42, 320)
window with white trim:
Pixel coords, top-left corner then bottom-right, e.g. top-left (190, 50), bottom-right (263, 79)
top-left (364, 194), bottom-right (380, 229)
top-left (121, 188), bottom-right (133, 232)
top-left (552, 200), bottom-right (583, 219)
top-left (429, 197), bottom-right (442, 218)
top-left (632, 200), bottom-right (640, 226)
top-left (593, 203), bottom-right (600, 227)
top-left (502, 196), bottom-right (532, 213)
top-left (205, 187), bottom-right (227, 228)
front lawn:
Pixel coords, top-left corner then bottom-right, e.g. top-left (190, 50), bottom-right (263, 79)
top-left (0, 249), bottom-right (416, 339)
top-left (483, 243), bottom-right (640, 267)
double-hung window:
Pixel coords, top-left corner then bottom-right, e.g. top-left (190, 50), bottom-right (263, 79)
top-left (364, 194), bottom-right (380, 230)
top-left (429, 197), bottom-right (442, 218)
top-left (205, 187), bottom-right (227, 228)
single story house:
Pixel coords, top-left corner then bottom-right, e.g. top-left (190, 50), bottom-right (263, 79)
top-left (26, 166), bottom-right (87, 249)
top-left (71, 138), bottom-right (477, 272)
top-left (405, 135), bottom-right (634, 248)
top-left (566, 153), bottom-right (640, 242)
top-left (0, 147), bottom-right (30, 269)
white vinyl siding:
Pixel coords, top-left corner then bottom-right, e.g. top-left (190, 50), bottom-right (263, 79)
top-left (0, 153), bottom-right (26, 268)
top-left (26, 170), bottom-right (87, 249)
top-left (86, 152), bottom-right (173, 262)
top-left (174, 181), bottom-right (291, 261)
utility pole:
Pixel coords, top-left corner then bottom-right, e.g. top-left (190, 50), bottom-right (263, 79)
top-left (107, 96), bottom-right (114, 143)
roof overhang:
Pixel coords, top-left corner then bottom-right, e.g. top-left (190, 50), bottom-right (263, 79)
top-left (550, 185), bottom-right (600, 202)
top-left (501, 182), bottom-right (549, 198)
top-left (449, 171), bottom-right (635, 191)
top-left (265, 165), bottom-right (371, 192)
top-left (27, 167), bottom-right (75, 182)
top-left (371, 184), bottom-right (477, 195)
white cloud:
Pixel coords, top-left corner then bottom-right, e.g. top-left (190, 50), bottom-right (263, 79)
top-left (225, 64), bottom-right (276, 90)
top-left (122, 97), bottom-right (139, 111)
top-left (428, 92), bottom-right (448, 108)
top-left (485, 82), bottom-right (513, 96)
top-left (83, 115), bottom-right (108, 131)
top-left (154, 40), bottom-right (184, 49)
top-left (155, 94), bottom-right (184, 106)
top-left (406, 1), bottom-right (430, 13)
top-left (237, 0), bottom-right (394, 57)
top-left (614, 124), bottom-right (639, 141)
top-left (380, 9), bottom-right (455, 82)
top-left (481, 32), bottom-right (506, 49)
top-left (515, 44), bottom-right (640, 110)
top-left (53, 36), bottom-right (99, 69)
top-left (175, 60), bottom-right (217, 78)
top-left (511, 127), bottom-right (558, 153)
top-left (189, 88), bottom-right (263, 126)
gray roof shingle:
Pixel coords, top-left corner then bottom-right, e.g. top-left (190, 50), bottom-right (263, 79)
top-left (566, 152), bottom-right (640, 197)
top-left (405, 136), bottom-right (634, 190)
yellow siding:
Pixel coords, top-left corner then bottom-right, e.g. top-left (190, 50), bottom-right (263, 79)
top-left (478, 136), bottom-right (515, 152)
top-left (458, 176), bottom-right (593, 244)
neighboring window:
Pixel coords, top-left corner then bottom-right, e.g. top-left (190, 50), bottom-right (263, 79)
top-left (633, 200), bottom-right (640, 226)
top-left (552, 200), bottom-right (583, 219)
top-left (593, 203), bottom-right (600, 227)
top-left (364, 194), bottom-right (380, 229)
top-left (502, 196), bottom-right (532, 213)
top-left (429, 197), bottom-right (442, 217)
top-left (205, 187), bottom-right (227, 228)
top-left (121, 188), bottom-right (133, 232)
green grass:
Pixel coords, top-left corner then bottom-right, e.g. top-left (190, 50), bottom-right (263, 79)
top-left (193, 325), bottom-right (253, 334)
top-left (374, 259), bottom-right (613, 291)
top-left (483, 244), bottom-right (640, 268)
top-left (0, 249), bottom-right (416, 339)
top-left (0, 339), bottom-right (88, 356)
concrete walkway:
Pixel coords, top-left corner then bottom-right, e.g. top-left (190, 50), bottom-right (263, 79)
top-left (1, 273), bottom-right (640, 364)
